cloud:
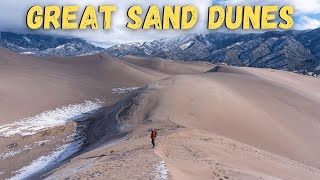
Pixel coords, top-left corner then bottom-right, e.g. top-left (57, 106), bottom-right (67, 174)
top-left (0, 0), bottom-right (319, 46)
top-left (217, 0), bottom-right (320, 31)
top-left (291, 0), bottom-right (320, 14)
top-left (296, 16), bottom-right (320, 29)
top-left (217, 0), bottom-right (320, 15)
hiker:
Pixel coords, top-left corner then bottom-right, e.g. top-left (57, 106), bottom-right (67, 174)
top-left (151, 129), bottom-right (157, 148)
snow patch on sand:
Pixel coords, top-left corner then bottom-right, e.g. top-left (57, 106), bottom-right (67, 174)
top-left (9, 143), bottom-right (78, 180)
top-left (0, 144), bottom-right (32, 160)
top-left (9, 125), bottom-right (87, 180)
top-left (112, 87), bottom-right (140, 94)
top-left (0, 140), bottom-right (51, 160)
top-left (0, 171), bottom-right (4, 175)
top-left (0, 100), bottom-right (103, 137)
top-left (155, 160), bottom-right (168, 180)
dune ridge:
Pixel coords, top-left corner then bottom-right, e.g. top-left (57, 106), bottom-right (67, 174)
top-left (46, 62), bottom-right (320, 179)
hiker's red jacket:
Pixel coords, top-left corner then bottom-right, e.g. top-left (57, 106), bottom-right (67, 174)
top-left (151, 130), bottom-right (157, 140)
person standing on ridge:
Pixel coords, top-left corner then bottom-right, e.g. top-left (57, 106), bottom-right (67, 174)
top-left (151, 129), bottom-right (157, 148)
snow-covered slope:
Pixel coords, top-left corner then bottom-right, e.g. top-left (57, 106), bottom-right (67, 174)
top-left (0, 32), bottom-right (103, 57)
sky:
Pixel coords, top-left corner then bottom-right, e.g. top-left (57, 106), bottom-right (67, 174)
top-left (0, 0), bottom-right (319, 47)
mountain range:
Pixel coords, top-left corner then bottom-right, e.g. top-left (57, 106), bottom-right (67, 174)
top-left (105, 28), bottom-right (320, 76)
top-left (0, 28), bottom-right (319, 76)
top-left (0, 32), bottom-right (102, 57)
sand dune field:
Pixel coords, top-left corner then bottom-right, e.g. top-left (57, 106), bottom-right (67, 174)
top-left (0, 49), bottom-right (320, 179)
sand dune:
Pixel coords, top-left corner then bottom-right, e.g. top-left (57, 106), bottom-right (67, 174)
top-left (1, 49), bottom-right (320, 179)
top-left (0, 51), bottom-right (169, 124)
top-left (140, 66), bottom-right (320, 167)
top-left (45, 64), bottom-right (320, 180)
top-left (0, 49), bottom-right (213, 179)
top-left (0, 51), bottom-right (212, 124)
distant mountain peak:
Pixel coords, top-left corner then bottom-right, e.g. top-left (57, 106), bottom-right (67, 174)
top-left (0, 32), bottom-right (103, 57)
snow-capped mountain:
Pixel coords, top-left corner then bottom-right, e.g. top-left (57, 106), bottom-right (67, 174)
top-left (1, 29), bottom-right (319, 76)
top-left (0, 32), bottom-right (103, 56)
top-left (105, 28), bottom-right (320, 76)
